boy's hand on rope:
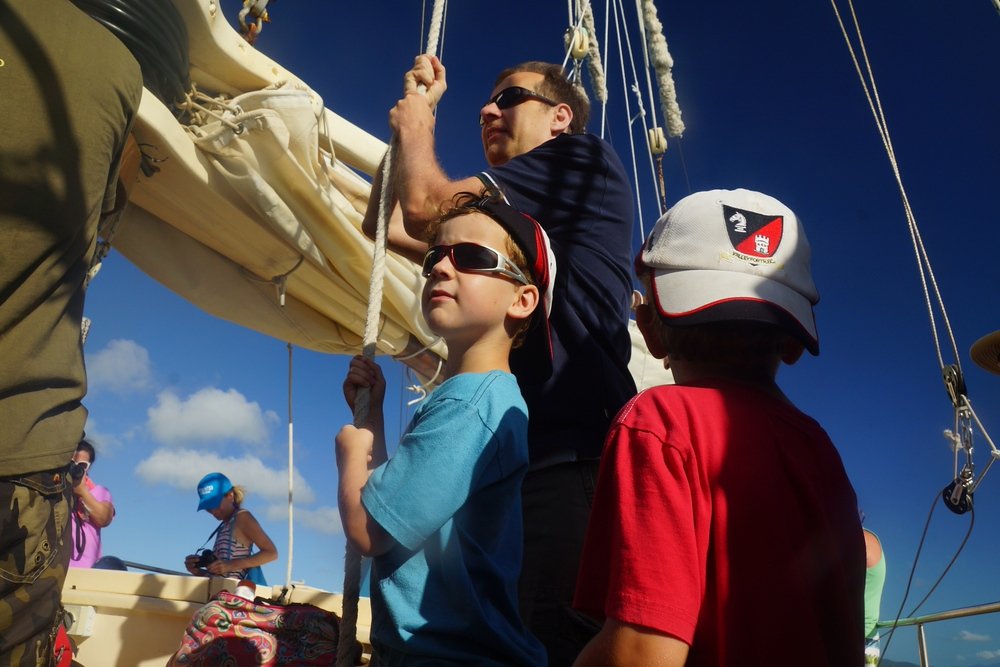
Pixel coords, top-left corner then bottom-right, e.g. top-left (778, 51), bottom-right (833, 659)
top-left (342, 355), bottom-right (386, 416)
top-left (403, 54), bottom-right (447, 108)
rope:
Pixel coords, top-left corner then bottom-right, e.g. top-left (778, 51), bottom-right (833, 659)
top-left (582, 6), bottom-right (607, 103)
top-left (337, 4), bottom-right (447, 664)
top-left (830, 7), bottom-right (995, 662)
top-left (613, 0), bottom-right (662, 220)
top-left (829, 0), bottom-right (961, 373)
top-left (639, 0), bottom-right (685, 137)
top-left (563, 0), bottom-right (608, 106)
top-left (561, 9), bottom-right (590, 71)
top-left (600, 0), bottom-right (612, 137)
top-left (177, 87), bottom-right (245, 134)
top-left (610, 0), bottom-right (647, 240)
top-left (285, 343), bottom-right (294, 593)
top-left (634, 0), bottom-right (660, 132)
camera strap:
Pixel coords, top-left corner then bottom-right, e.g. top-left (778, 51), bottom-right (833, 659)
top-left (199, 521), bottom-right (225, 551)
top-left (73, 502), bottom-right (86, 560)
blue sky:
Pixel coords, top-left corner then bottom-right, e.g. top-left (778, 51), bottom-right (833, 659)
top-left (79, 2), bottom-right (999, 664)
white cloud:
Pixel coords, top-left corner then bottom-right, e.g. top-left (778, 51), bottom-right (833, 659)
top-left (976, 649), bottom-right (1000, 660)
top-left (87, 339), bottom-right (152, 394)
top-left (135, 448), bottom-right (316, 505)
top-left (82, 417), bottom-right (120, 454)
top-left (266, 505), bottom-right (343, 535)
top-left (147, 387), bottom-right (278, 448)
top-left (958, 630), bottom-right (991, 642)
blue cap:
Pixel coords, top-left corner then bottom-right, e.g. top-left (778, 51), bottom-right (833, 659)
top-left (196, 472), bottom-right (233, 511)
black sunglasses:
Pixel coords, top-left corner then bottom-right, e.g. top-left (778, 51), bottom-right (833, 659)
top-left (480, 86), bottom-right (558, 125)
top-left (422, 242), bottom-right (529, 285)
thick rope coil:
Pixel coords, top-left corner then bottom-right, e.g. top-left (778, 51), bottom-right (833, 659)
top-left (581, 2), bottom-right (607, 104)
top-left (338, 3), bottom-right (446, 664)
top-left (640, 0), bottom-right (685, 137)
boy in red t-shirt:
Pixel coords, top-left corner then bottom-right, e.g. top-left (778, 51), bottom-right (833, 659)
top-left (573, 189), bottom-right (864, 666)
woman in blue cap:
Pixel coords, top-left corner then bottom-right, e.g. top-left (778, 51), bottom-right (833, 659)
top-left (183, 472), bottom-right (277, 585)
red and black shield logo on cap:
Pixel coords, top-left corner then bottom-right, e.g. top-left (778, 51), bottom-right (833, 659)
top-left (723, 204), bottom-right (783, 260)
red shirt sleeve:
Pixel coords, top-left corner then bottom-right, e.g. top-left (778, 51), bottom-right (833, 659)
top-left (574, 400), bottom-right (705, 645)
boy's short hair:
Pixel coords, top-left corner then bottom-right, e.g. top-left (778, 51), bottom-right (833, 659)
top-left (636, 188), bottom-right (820, 355)
top-left (427, 192), bottom-right (557, 361)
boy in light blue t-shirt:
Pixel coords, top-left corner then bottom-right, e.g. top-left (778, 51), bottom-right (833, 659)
top-left (337, 192), bottom-right (555, 666)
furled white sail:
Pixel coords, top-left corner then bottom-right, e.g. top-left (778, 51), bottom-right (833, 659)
top-left (113, 0), bottom-right (671, 388)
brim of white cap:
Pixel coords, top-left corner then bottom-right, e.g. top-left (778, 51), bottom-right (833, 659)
top-left (650, 268), bottom-right (819, 355)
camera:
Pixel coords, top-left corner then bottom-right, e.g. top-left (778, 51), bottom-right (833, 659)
top-left (68, 461), bottom-right (87, 485)
top-left (195, 549), bottom-right (217, 568)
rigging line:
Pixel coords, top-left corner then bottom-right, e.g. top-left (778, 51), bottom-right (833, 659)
top-left (580, 0), bottom-right (608, 106)
top-left (561, 9), bottom-right (590, 71)
top-left (964, 398), bottom-right (1000, 493)
top-left (829, 0), bottom-right (961, 372)
top-left (438, 0), bottom-right (448, 65)
top-left (675, 134), bottom-right (692, 196)
top-left (875, 492), bottom-right (938, 665)
top-left (610, 0), bottom-right (646, 240)
top-left (633, 0), bottom-right (673, 215)
top-left (843, 0), bottom-right (961, 373)
top-left (285, 342), bottom-right (295, 594)
top-left (613, 0), bottom-right (657, 184)
top-left (906, 506), bottom-right (975, 618)
top-left (639, 0), bottom-right (685, 138)
top-left (339, 4), bottom-right (447, 665)
top-left (285, 343), bottom-right (295, 591)
top-left (600, 0), bottom-right (612, 138)
top-left (633, 0), bottom-right (660, 131)
top-left (419, 0), bottom-right (426, 54)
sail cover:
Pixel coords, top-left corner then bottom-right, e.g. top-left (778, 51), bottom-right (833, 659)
top-left (112, 0), bottom-right (671, 388)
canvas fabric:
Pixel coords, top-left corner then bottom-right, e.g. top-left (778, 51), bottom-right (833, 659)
top-left (114, 83), bottom-right (446, 366)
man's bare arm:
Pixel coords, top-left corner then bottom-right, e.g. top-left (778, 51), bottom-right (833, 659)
top-left (388, 56), bottom-right (486, 238)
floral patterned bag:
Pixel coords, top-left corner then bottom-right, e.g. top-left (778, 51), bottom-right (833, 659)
top-left (168, 590), bottom-right (340, 666)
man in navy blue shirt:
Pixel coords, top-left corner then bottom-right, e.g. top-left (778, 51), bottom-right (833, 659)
top-left (363, 56), bottom-right (636, 666)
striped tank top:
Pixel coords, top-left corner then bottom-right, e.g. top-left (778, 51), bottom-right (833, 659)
top-left (214, 509), bottom-right (253, 579)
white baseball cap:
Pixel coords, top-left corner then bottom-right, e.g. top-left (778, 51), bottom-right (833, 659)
top-left (636, 188), bottom-right (820, 355)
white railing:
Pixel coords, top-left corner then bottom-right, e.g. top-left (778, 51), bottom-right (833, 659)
top-left (878, 600), bottom-right (1000, 666)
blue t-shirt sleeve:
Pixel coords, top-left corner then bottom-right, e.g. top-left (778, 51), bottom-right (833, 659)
top-left (362, 392), bottom-right (498, 551)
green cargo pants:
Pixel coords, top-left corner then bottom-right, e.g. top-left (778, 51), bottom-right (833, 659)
top-left (0, 468), bottom-right (72, 667)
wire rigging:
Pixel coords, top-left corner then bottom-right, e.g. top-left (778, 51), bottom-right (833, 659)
top-left (830, 5), bottom-right (998, 660)
top-left (829, 0), bottom-right (960, 374)
top-left (831, 0), bottom-right (1000, 502)
top-left (609, 0), bottom-right (647, 240)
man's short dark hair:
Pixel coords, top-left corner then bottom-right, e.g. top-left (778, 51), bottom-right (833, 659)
top-left (494, 62), bottom-right (590, 135)
top-left (76, 438), bottom-right (96, 464)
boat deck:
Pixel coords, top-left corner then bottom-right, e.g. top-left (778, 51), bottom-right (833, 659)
top-left (62, 568), bottom-right (371, 666)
